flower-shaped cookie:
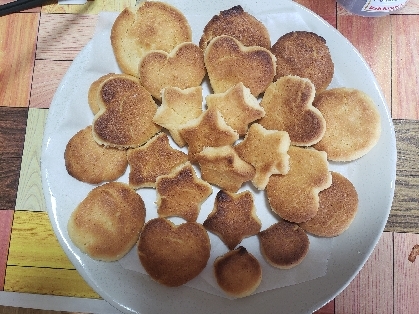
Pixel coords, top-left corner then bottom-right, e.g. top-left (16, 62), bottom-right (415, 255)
top-left (203, 190), bottom-right (261, 250)
top-left (153, 86), bottom-right (203, 147)
top-left (259, 75), bottom-right (326, 146)
top-left (156, 162), bottom-right (213, 222)
top-left (206, 82), bottom-right (265, 136)
top-left (196, 146), bottom-right (255, 193)
top-left (266, 146), bottom-right (332, 223)
top-left (204, 35), bottom-right (276, 97)
top-left (234, 123), bottom-right (290, 190)
top-left (139, 42), bottom-right (206, 100)
top-left (179, 107), bottom-right (239, 162)
top-left (127, 133), bottom-right (188, 189)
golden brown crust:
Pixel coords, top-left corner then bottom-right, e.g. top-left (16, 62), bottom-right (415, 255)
top-left (196, 146), bottom-right (255, 193)
top-left (67, 182), bottom-right (146, 261)
top-left (64, 126), bottom-right (128, 184)
top-left (234, 123), bottom-right (290, 190)
top-left (271, 31), bottom-right (334, 93)
top-left (204, 35), bottom-right (276, 97)
top-left (259, 220), bottom-right (309, 269)
top-left (111, 2), bottom-right (192, 76)
top-left (127, 132), bottom-right (188, 188)
top-left (312, 88), bottom-right (381, 161)
top-left (156, 162), bottom-right (212, 222)
top-left (205, 82), bottom-right (265, 136)
top-left (199, 5), bottom-right (271, 50)
top-left (137, 218), bottom-right (210, 287)
top-left (178, 107), bottom-right (239, 162)
top-left (153, 86), bottom-right (203, 147)
top-left (299, 171), bottom-right (358, 237)
top-left (203, 190), bottom-right (261, 250)
top-left (266, 146), bottom-right (332, 223)
top-left (214, 246), bottom-right (262, 298)
top-left (88, 73), bottom-right (116, 115)
top-left (92, 76), bottom-right (161, 149)
top-left (138, 42), bottom-right (206, 100)
top-left (259, 75), bottom-right (325, 146)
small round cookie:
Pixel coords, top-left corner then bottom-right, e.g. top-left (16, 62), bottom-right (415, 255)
top-left (312, 88), bottom-right (381, 161)
top-left (199, 5), bottom-right (271, 50)
top-left (271, 31), bottom-right (334, 93)
top-left (214, 246), bottom-right (262, 298)
top-left (258, 220), bottom-right (309, 269)
top-left (138, 218), bottom-right (210, 287)
top-left (111, 1), bottom-right (192, 76)
top-left (64, 126), bottom-right (128, 184)
top-left (299, 171), bottom-right (359, 237)
top-left (67, 182), bottom-right (146, 261)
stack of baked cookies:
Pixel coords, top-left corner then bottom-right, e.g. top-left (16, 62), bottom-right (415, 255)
top-left (64, 1), bottom-right (381, 298)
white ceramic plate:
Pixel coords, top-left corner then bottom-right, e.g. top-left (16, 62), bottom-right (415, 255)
top-left (41, 1), bottom-right (397, 313)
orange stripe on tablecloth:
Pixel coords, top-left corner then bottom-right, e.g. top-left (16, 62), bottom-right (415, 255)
top-left (0, 210), bottom-right (14, 290)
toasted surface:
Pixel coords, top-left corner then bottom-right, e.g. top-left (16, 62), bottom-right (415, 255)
top-left (64, 126), bottom-right (128, 184)
top-left (199, 5), bottom-right (271, 50)
top-left (214, 246), bottom-right (262, 298)
top-left (137, 218), bottom-right (210, 287)
top-left (92, 76), bottom-right (161, 149)
top-left (313, 88), bottom-right (382, 161)
top-left (259, 220), bottom-right (309, 269)
top-left (153, 86), bottom-right (203, 147)
top-left (139, 42), bottom-right (205, 100)
top-left (111, 1), bottom-right (192, 76)
top-left (266, 146), bottom-right (332, 223)
top-left (178, 107), bottom-right (239, 162)
top-left (234, 123), bottom-right (290, 190)
top-left (204, 190), bottom-right (261, 250)
top-left (271, 31), bottom-right (334, 93)
top-left (196, 146), bottom-right (255, 193)
top-left (204, 35), bottom-right (276, 97)
top-left (299, 171), bottom-right (359, 237)
top-left (205, 82), bottom-right (265, 136)
top-left (259, 75), bottom-right (325, 146)
top-left (156, 162), bottom-right (213, 222)
top-left (127, 132), bottom-right (188, 189)
top-left (67, 182), bottom-right (146, 261)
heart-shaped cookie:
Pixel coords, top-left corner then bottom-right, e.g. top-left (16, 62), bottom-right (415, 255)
top-left (139, 42), bottom-right (206, 100)
top-left (92, 76), bottom-right (161, 149)
top-left (204, 35), bottom-right (276, 97)
top-left (259, 75), bottom-right (326, 146)
top-left (137, 218), bottom-right (211, 287)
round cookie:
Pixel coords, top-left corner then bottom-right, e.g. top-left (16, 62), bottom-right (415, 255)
top-left (111, 1), bottom-right (192, 76)
top-left (199, 5), bottom-right (271, 50)
top-left (67, 182), bottom-right (146, 261)
top-left (312, 88), bottom-right (381, 161)
top-left (258, 220), bottom-right (309, 269)
top-left (138, 218), bottom-right (210, 287)
top-left (214, 246), bottom-right (262, 298)
top-left (299, 171), bottom-right (359, 237)
top-left (64, 126), bottom-right (128, 184)
top-left (271, 31), bottom-right (334, 93)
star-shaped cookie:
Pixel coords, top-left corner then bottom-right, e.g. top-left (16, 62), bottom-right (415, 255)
top-left (205, 82), bottom-right (265, 136)
top-left (195, 145), bottom-right (255, 193)
top-left (127, 132), bottom-right (188, 188)
top-left (153, 86), bottom-right (203, 147)
top-left (156, 162), bottom-right (213, 222)
top-left (203, 190), bottom-right (261, 250)
top-left (179, 107), bottom-right (239, 162)
top-left (234, 123), bottom-right (290, 190)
